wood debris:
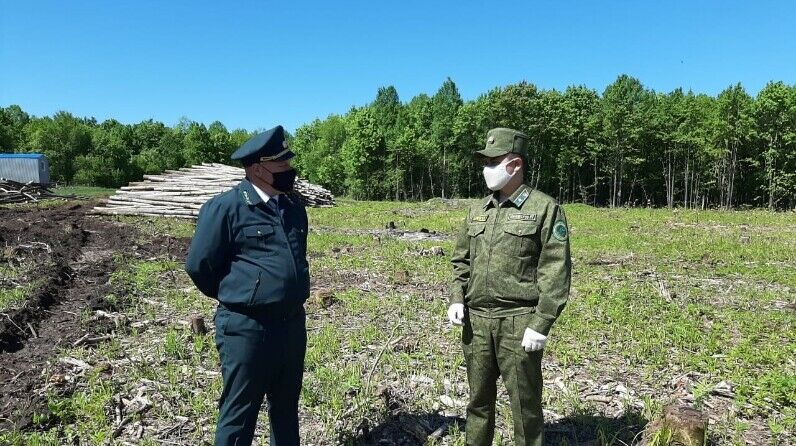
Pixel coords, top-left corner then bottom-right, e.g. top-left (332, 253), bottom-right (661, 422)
top-left (0, 179), bottom-right (65, 205)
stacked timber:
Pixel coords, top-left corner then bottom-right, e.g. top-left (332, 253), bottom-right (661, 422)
top-left (93, 163), bottom-right (335, 219)
top-left (0, 179), bottom-right (62, 204)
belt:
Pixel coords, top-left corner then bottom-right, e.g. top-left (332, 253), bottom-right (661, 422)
top-left (219, 302), bottom-right (305, 324)
top-left (467, 305), bottom-right (535, 319)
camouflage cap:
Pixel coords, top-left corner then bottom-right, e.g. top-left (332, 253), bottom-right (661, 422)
top-left (475, 127), bottom-right (528, 158)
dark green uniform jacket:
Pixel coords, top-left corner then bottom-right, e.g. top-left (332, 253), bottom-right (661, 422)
top-left (450, 184), bottom-right (571, 335)
top-left (185, 179), bottom-right (310, 308)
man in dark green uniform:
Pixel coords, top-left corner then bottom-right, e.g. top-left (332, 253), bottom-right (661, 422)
top-left (185, 125), bottom-right (310, 446)
top-left (449, 128), bottom-right (572, 446)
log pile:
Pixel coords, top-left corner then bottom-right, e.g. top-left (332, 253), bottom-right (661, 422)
top-left (93, 163), bottom-right (335, 219)
top-left (0, 179), bottom-right (61, 204)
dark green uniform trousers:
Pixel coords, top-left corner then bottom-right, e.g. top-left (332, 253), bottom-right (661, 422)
top-left (214, 304), bottom-right (307, 446)
top-left (462, 312), bottom-right (543, 446)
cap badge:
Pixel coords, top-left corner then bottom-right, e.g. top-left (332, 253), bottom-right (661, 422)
top-left (488, 136), bottom-right (495, 144)
top-left (282, 140), bottom-right (289, 149)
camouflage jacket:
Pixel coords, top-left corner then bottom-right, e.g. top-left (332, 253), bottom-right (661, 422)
top-left (450, 184), bottom-right (572, 335)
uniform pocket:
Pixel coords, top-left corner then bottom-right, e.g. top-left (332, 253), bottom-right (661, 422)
top-left (467, 224), bottom-right (486, 259)
top-left (241, 225), bottom-right (277, 257)
top-left (214, 307), bottom-right (230, 335)
top-left (467, 224), bottom-right (486, 236)
top-left (289, 225), bottom-right (308, 261)
top-left (512, 312), bottom-right (536, 356)
top-left (502, 223), bottom-right (538, 256)
top-left (512, 312), bottom-right (534, 338)
top-left (214, 307), bottom-right (231, 354)
top-left (249, 270), bottom-right (263, 305)
top-left (461, 313), bottom-right (474, 363)
top-left (243, 224), bottom-right (274, 237)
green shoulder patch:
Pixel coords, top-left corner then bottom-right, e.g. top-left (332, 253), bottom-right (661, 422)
top-left (471, 214), bottom-right (489, 223)
top-left (553, 221), bottom-right (568, 241)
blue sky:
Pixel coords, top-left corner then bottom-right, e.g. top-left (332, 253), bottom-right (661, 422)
top-left (1, 1), bottom-right (794, 132)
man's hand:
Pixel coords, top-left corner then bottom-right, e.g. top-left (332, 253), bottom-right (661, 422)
top-left (447, 303), bottom-right (465, 325)
top-left (521, 328), bottom-right (547, 352)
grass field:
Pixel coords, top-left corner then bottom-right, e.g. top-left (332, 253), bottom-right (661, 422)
top-left (52, 185), bottom-right (116, 198)
top-left (1, 199), bottom-right (793, 445)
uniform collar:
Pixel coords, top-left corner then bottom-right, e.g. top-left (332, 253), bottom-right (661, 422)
top-left (483, 183), bottom-right (532, 210)
top-left (251, 182), bottom-right (272, 204)
top-left (238, 179), bottom-right (264, 206)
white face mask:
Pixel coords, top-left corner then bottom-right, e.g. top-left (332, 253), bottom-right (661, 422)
top-left (482, 157), bottom-right (518, 191)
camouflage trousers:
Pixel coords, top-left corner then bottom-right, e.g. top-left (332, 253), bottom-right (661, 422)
top-left (462, 311), bottom-right (543, 446)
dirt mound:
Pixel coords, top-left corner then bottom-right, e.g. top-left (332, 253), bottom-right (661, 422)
top-left (0, 205), bottom-right (89, 351)
top-left (0, 202), bottom-right (189, 430)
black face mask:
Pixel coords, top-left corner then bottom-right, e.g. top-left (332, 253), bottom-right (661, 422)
top-left (270, 168), bottom-right (297, 192)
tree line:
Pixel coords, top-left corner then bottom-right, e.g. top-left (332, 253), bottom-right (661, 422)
top-left (0, 109), bottom-right (253, 189)
top-left (292, 76), bottom-right (796, 210)
top-left (1, 74), bottom-right (795, 209)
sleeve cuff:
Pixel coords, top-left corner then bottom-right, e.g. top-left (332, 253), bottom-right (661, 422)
top-left (449, 287), bottom-right (465, 305)
top-left (527, 313), bottom-right (555, 336)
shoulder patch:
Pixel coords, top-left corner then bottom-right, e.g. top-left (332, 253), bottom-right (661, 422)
top-left (553, 221), bottom-right (568, 241)
top-left (471, 214), bottom-right (489, 223)
top-left (508, 213), bottom-right (537, 222)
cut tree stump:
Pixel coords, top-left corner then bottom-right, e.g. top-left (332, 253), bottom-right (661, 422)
top-left (190, 315), bottom-right (207, 335)
top-left (644, 404), bottom-right (707, 446)
top-left (394, 270), bottom-right (410, 285)
top-left (664, 404), bottom-right (707, 445)
top-left (311, 290), bottom-right (336, 308)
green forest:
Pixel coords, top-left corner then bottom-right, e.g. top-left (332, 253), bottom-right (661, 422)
top-left (1, 75), bottom-right (795, 209)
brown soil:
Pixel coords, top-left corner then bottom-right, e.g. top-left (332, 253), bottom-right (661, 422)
top-left (0, 203), bottom-right (187, 431)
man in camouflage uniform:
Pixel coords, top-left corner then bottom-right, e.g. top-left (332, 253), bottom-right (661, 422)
top-left (449, 128), bottom-right (571, 446)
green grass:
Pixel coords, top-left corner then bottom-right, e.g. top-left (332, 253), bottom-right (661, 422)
top-left (0, 284), bottom-right (27, 311)
top-left (0, 265), bottom-right (29, 311)
top-left (306, 201), bottom-right (796, 444)
top-left (0, 256), bottom-right (220, 445)
top-left (3, 200), bottom-right (794, 445)
top-left (116, 216), bottom-right (197, 239)
top-left (308, 197), bottom-right (467, 233)
top-left (52, 185), bottom-right (116, 198)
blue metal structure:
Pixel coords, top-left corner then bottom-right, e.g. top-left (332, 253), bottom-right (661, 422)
top-left (0, 153), bottom-right (51, 185)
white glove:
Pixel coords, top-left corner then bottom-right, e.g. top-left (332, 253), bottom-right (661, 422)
top-left (447, 303), bottom-right (465, 325)
top-left (521, 328), bottom-right (547, 352)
